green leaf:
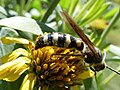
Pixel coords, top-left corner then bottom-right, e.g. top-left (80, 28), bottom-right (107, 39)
top-left (109, 45), bottom-right (120, 57)
top-left (97, 8), bottom-right (120, 48)
top-left (103, 7), bottom-right (119, 20)
top-left (68, 0), bottom-right (79, 15)
top-left (0, 74), bottom-right (25, 90)
top-left (75, 0), bottom-right (96, 21)
top-left (0, 16), bottom-right (43, 35)
top-left (0, 27), bottom-right (19, 38)
top-left (18, 31), bottom-right (34, 40)
top-left (38, 22), bottom-right (55, 32)
top-left (0, 6), bottom-right (7, 18)
top-left (80, 2), bottom-right (111, 26)
top-left (83, 77), bottom-right (98, 90)
top-left (102, 66), bottom-right (120, 85)
top-left (41, 0), bottom-right (60, 23)
top-left (0, 43), bottom-right (15, 58)
top-left (0, 27), bottom-right (18, 58)
top-left (81, 0), bottom-right (104, 23)
top-left (106, 56), bottom-right (120, 62)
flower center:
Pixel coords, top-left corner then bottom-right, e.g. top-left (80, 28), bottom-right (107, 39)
top-left (30, 46), bottom-right (87, 88)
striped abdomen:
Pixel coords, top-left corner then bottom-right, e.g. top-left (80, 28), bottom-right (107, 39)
top-left (35, 33), bottom-right (84, 50)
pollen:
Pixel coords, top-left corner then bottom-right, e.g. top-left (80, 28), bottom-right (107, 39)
top-left (42, 64), bottom-right (48, 70)
top-left (30, 46), bottom-right (90, 88)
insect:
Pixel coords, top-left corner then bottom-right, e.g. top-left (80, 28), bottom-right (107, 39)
top-left (61, 11), bottom-right (120, 74)
top-left (35, 11), bottom-right (120, 75)
top-left (35, 32), bottom-right (84, 51)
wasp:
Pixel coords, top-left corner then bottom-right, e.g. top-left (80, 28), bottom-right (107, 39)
top-left (61, 11), bottom-right (120, 74)
top-left (35, 33), bottom-right (84, 50)
top-left (35, 11), bottom-right (120, 74)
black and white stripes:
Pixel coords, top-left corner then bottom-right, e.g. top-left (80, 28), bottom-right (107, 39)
top-left (35, 33), bottom-right (84, 50)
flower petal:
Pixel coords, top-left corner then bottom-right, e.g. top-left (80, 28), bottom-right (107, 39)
top-left (1, 37), bottom-right (29, 44)
top-left (77, 70), bottom-right (95, 80)
top-left (1, 48), bottom-right (29, 63)
top-left (20, 73), bottom-right (37, 90)
top-left (0, 57), bottom-right (30, 82)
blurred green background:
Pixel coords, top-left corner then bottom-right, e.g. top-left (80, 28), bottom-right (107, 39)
top-left (107, 18), bottom-right (120, 46)
top-left (0, 0), bottom-right (120, 90)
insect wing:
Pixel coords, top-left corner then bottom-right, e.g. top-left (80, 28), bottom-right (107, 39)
top-left (61, 11), bottom-right (99, 61)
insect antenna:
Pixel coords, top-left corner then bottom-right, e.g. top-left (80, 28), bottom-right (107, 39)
top-left (61, 11), bottom-right (120, 75)
top-left (103, 50), bottom-right (120, 75)
top-left (106, 65), bottom-right (120, 75)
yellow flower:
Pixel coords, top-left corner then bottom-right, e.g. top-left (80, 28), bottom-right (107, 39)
top-left (0, 57), bottom-right (30, 81)
top-left (0, 37), bottom-right (94, 90)
top-left (20, 73), bottom-right (37, 90)
top-left (90, 18), bottom-right (108, 30)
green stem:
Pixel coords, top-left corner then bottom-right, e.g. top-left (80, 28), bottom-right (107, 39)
top-left (103, 7), bottom-right (119, 20)
top-left (68, 0), bottom-right (79, 16)
top-left (19, 0), bottom-right (26, 15)
top-left (75, 0), bottom-right (95, 21)
top-left (24, 0), bottom-right (32, 12)
top-left (97, 8), bottom-right (120, 48)
top-left (80, 2), bottom-right (111, 27)
top-left (80, 0), bottom-right (104, 23)
top-left (41, 0), bottom-right (60, 23)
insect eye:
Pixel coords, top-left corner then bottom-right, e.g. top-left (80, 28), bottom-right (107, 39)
top-left (97, 52), bottom-right (102, 62)
top-left (93, 63), bottom-right (105, 71)
top-left (95, 48), bottom-right (103, 63)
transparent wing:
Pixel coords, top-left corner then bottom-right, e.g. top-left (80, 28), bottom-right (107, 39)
top-left (61, 11), bottom-right (99, 61)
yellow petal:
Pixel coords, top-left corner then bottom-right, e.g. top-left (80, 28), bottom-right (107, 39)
top-left (20, 73), bottom-right (37, 90)
top-left (0, 57), bottom-right (30, 82)
top-left (1, 48), bottom-right (29, 63)
top-left (77, 70), bottom-right (94, 80)
top-left (1, 37), bottom-right (29, 44)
